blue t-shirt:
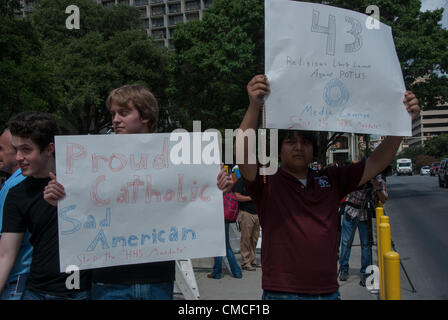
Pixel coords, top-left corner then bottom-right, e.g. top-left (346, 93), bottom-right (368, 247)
top-left (0, 169), bottom-right (32, 282)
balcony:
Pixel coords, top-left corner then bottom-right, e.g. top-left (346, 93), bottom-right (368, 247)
top-left (154, 40), bottom-right (166, 48)
top-left (142, 18), bottom-right (149, 29)
top-left (168, 14), bottom-right (184, 26)
top-left (150, 0), bottom-right (164, 4)
top-left (203, 0), bottom-right (213, 8)
top-left (185, 1), bottom-right (200, 12)
top-left (168, 28), bottom-right (175, 38)
top-left (185, 12), bottom-right (199, 21)
top-left (103, 0), bottom-right (115, 8)
top-left (139, 8), bottom-right (148, 18)
top-left (134, 0), bottom-right (149, 6)
top-left (151, 17), bottom-right (165, 28)
top-left (168, 4), bottom-right (181, 14)
top-left (151, 6), bottom-right (165, 16)
top-left (152, 30), bottom-right (166, 39)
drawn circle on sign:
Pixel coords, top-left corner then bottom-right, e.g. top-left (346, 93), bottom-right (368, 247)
top-left (323, 78), bottom-right (350, 107)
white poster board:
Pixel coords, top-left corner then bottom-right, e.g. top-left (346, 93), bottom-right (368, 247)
top-left (55, 133), bottom-right (225, 271)
top-left (265, 0), bottom-right (411, 136)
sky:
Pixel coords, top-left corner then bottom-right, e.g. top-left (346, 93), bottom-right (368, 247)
top-left (420, 0), bottom-right (448, 28)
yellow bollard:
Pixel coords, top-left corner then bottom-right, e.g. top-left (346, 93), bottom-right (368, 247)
top-left (375, 207), bottom-right (384, 296)
top-left (384, 251), bottom-right (401, 300)
top-left (379, 216), bottom-right (391, 300)
top-left (376, 207), bottom-right (384, 261)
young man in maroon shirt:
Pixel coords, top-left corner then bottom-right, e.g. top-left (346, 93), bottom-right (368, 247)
top-left (237, 74), bottom-right (420, 300)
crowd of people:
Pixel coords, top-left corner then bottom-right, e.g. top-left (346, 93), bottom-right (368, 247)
top-left (0, 75), bottom-right (420, 300)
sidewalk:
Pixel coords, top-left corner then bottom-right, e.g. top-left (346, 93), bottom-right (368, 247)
top-left (176, 224), bottom-right (379, 300)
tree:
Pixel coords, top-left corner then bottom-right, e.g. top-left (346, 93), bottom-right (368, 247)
top-left (416, 153), bottom-right (437, 170)
top-left (0, 5), bottom-right (61, 125)
top-left (28, 0), bottom-right (170, 134)
top-left (169, 0), bottom-right (264, 132)
top-left (424, 134), bottom-right (448, 159)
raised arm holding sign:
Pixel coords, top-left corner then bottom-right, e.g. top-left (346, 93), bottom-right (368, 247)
top-left (236, 0), bottom-right (420, 300)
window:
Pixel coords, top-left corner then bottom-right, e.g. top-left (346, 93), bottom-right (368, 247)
top-left (169, 14), bottom-right (183, 26)
top-left (186, 12), bottom-right (199, 21)
top-left (151, 5), bottom-right (165, 16)
top-left (152, 17), bottom-right (164, 27)
top-left (168, 3), bottom-right (181, 13)
top-left (185, 0), bottom-right (200, 11)
top-left (103, 1), bottom-right (115, 8)
top-left (135, 0), bottom-right (149, 7)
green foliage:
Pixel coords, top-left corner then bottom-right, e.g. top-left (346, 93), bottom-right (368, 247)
top-left (169, 0), bottom-right (264, 131)
top-left (30, 0), bottom-right (141, 45)
top-left (424, 134), bottom-right (448, 159)
top-left (0, 13), bottom-right (61, 125)
top-left (27, 0), bottom-right (169, 134)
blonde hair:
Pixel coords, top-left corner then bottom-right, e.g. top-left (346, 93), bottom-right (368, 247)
top-left (106, 85), bottom-right (159, 133)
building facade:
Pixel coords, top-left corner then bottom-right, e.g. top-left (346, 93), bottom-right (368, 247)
top-left (405, 103), bottom-right (448, 148)
top-left (18, 0), bottom-right (213, 49)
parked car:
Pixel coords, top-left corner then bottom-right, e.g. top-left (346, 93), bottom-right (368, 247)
top-left (430, 162), bottom-right (440, 176)
top-left (438, 159), bottom-right (448, 188)
top-left (420, 166), bottom-right (430, 175)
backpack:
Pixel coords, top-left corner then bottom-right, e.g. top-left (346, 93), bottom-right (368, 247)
top-left (223, 192), bottom-right (239, 222)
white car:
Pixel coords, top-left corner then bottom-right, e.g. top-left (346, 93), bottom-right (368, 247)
top-left (420, 166), bottom-right (430, 175)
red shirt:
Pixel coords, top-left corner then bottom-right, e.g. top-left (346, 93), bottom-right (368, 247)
top-left (244, 160), bottom-right (365, 294)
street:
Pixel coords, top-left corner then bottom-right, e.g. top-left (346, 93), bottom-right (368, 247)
top-left (384, 174), bottom-right (448, 299)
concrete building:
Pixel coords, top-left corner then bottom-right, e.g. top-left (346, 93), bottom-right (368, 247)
top-left (405, 103), bottom-right (448, 148)
top-left (18, 0), bottom-right (213, 49)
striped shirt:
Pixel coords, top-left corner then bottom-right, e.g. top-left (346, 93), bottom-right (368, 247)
top-left (344, 175), bottom-right (387, 221)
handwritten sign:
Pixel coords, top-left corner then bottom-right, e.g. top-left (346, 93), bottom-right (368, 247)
top-left (265, 0), bottom-right (411, 136)
top-left (55, 133), bottom-right (225, 271)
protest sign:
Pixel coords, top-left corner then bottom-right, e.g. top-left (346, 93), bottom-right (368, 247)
top-left (55, 133), bottom-right (225, 271)
top-left (265, 0), bottom-right (411, 136)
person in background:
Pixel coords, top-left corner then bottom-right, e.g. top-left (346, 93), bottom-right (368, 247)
top-left (338, 174), bottom-right (388, 286)
top-left (0, 126), bottom-right (32, 300)
top-left (208, 181), bottom-right (242, 279)
top-left (234, 177), bottom-right (260, 271)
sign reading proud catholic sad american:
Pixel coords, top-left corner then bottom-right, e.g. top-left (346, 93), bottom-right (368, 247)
top-left (265, 0), bottom-right (411, 136)
top-left (55, 133), bottom-right (225, 271)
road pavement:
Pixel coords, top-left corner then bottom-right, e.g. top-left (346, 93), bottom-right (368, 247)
top-left (384, 174), bottom-right (448, 299)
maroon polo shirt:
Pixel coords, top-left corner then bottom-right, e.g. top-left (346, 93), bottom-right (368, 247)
top-left (243, 160), bottom-right (365, 294)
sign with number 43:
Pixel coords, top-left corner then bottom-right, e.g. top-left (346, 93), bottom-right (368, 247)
top-left (265, 0), bottom-right (411, 136)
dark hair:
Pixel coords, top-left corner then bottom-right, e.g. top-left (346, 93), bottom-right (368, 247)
top-left (278, 129), bottom-right (318, 158)
top-left (7, 111), bottom-right (59, 152)
top-left (0, 125), bottom-right (7, 135)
